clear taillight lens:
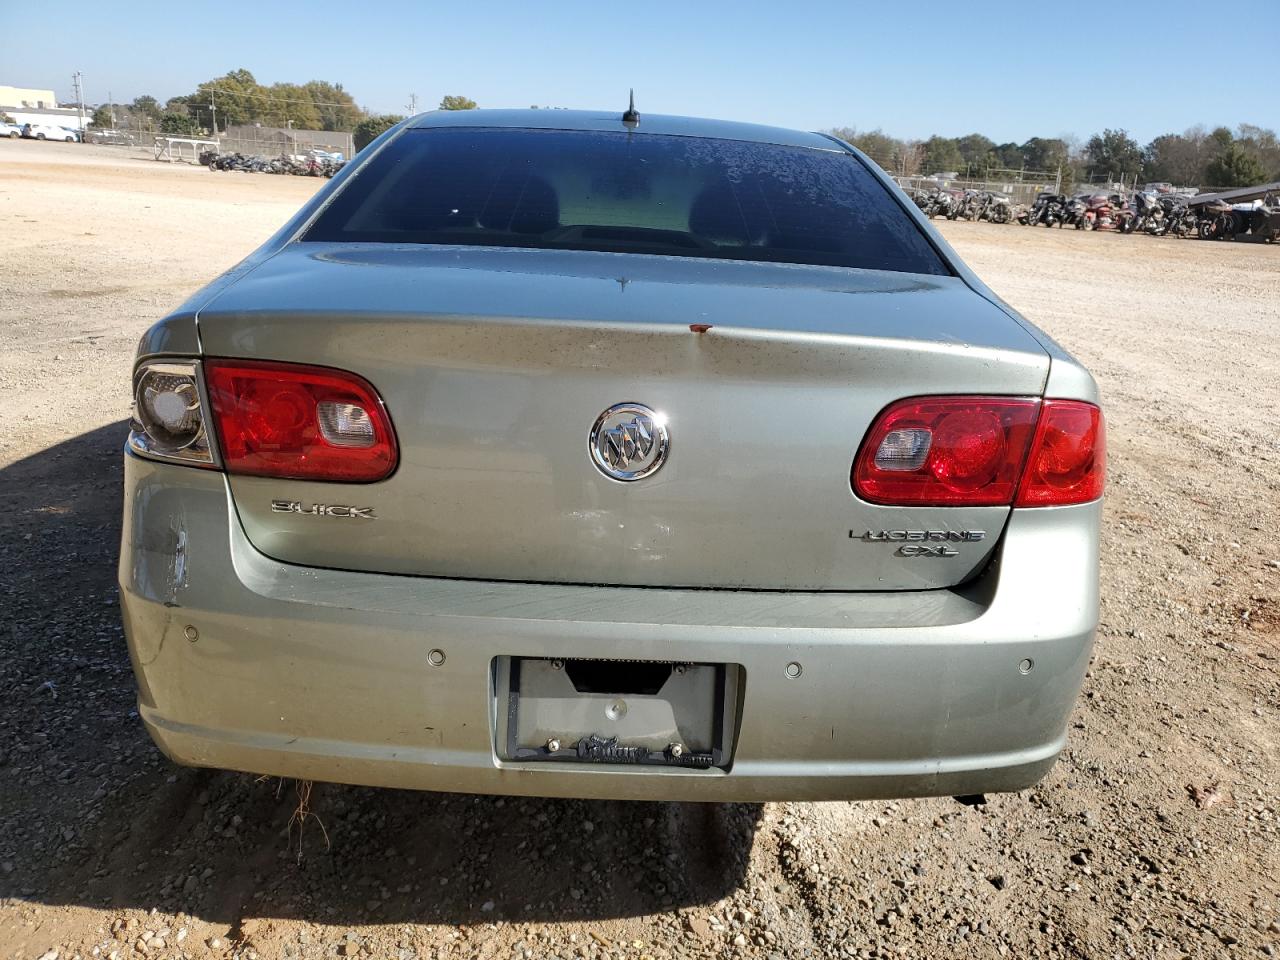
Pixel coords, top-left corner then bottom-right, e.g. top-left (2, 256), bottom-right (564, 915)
top-left (128, 361), bottom-right (215, 466)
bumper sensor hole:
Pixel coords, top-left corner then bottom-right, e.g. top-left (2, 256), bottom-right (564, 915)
top-left (563, 659), bottom-right (671, 696)
top-left (1019, 658), bottom-right (1035, 675)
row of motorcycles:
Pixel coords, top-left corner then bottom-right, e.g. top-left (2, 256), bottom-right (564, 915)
top-left (1020, 192), bottom-right (1136, 232)
top-left (915, 183), bottom-right (1261, 240)
top-left (911, 187), bottom-right (1015, 223)
top-left (1021, 190), bottom-right (1242, 238)
top-left (1126, 192), bottom-right (1242, 239)
top-left (198, 150), bottom-right (346, 178)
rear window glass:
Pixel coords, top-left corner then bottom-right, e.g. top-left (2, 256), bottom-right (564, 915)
top-left (304, 128), bottom-right (949, 276)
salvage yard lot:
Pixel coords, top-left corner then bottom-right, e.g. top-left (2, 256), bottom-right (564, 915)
top-left (1, 140), bottom-right (1277, 958)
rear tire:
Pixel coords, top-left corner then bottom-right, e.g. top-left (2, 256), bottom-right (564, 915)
top-left (35, 133), bottom-right (45, 140)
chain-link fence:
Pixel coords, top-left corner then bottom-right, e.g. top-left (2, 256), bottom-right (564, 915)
top-left (84, 122), bottom-right (353, 163)
top-left (214, 127), bottom-right (353, 159)
top-left (893, 171), bottom-right (1061, 205)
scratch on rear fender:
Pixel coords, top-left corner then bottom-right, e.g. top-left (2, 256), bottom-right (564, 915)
top-left (136, 525), bottom-right (187, 666)
top-left (169, 527), bottom-right (188, 603)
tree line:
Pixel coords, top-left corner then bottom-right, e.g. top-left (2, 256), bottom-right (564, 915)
top-left (832, 124), bottom-right (1280, 189)
top-left (94, 68), bottom-right (479, 144)
top-left (90, 74), bottom-right (1279, 188)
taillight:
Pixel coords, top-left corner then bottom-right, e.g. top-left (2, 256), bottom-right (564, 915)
top-left (128, 360), bottom-right (217, 467)
top-left (1015, 399), bottom-right (1105, 506)
top-left (853, 396), bottom-right (1103, 508)
top-left (204, 360), bottom-right (397, 482)
top-left (853, 397), bottom-right (1040, 505)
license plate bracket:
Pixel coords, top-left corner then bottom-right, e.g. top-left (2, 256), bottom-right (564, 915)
top-left (499, 657), bottom-right (736, 769)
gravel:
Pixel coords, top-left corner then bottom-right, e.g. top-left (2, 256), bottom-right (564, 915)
top-left (1, 140), bottom-right (1277, 959)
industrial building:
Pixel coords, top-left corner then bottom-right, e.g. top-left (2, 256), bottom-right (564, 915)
top-left (0, 83), bottom-right (87, 131)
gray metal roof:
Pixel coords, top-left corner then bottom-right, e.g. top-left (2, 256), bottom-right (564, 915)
top-left (409, 108), bottom-right (839, 150)
top-left (1187, 181), bottom-right (1280, 206)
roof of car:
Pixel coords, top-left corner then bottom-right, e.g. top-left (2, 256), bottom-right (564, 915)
top-left (409, 109), bottom-right (841, 151)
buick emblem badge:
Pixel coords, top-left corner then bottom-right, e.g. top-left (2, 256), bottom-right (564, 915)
top-left (589, 403), bottom-right (670, 481)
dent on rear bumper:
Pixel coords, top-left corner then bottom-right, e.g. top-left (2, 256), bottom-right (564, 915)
top-left (119, 454), bottom-right (1099, 802)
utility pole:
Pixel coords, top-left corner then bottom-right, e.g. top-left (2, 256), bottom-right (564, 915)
top-left (209, 94), bottom-right (217, 137)
top-left (407, 93), bottom-right (418, 114)
top-left (72, 72), bottom-right (86, 140)
top-left (108, 89), bottom-right (116, 127)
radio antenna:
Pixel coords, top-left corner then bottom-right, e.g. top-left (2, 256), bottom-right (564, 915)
top-left (622, 89), bottom-right (639, 126)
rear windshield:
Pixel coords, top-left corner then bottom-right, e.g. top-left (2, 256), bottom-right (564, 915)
top-left (304, 128), bottom-right (949, 276)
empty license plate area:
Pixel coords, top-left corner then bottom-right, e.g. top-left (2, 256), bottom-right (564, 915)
top-left (498, 657), bottom-right (738, 768)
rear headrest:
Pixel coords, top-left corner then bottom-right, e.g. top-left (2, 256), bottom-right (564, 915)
top-left (689, 182), bottom-right (753, 247)
top-left (478, 174), bottom-right (560, 235)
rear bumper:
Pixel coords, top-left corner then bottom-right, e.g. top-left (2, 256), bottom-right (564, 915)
top-left (119, 454), bottom-right (1099, 802)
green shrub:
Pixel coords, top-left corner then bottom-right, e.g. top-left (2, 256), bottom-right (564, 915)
top-left (159, 112), bottom-right (199, 136)
top-left (354, 114), bottom-right (403, 152)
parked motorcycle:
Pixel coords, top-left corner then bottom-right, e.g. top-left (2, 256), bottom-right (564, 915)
top-left (1196, 200), bottom-right (1236, 240)
top-left (906, 188), bottom-right (932, 213)
top-left (970, 191), bottom-right (1014, 224)
top-left (953, 189), bottom-right (989, 221)
top-left (1110, 194), bottom-right (1135, 233)
top-left (923, 188), bottom-right (960, 220)
top-left (1164, 199), bottom-right (1200, 239)
top-left (1080, 193), bottom-right (1129, 231)
top-left (1023, 191), bottom-right (1067, 227)
top-left (1124, 192), bottom-right (1162, 234)
top-left (1062, 196), bottom-right (1088, 229)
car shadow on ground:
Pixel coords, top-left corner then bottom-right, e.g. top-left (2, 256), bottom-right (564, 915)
top-left (0, 422), bottom-right (763, 929)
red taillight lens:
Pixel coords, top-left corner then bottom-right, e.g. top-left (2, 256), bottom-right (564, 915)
top-left (853, 397), bottom-right (1041, 505)
top-left (205, 360), bottom-right (397, 482)
top-left (853, 396), bottom-right (1104, 507)
top-left (1015, 400), bottom-right (1105, 506)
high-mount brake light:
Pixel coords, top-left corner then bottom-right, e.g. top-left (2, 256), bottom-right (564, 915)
top-left (853, 396), bottom-right (1104, 508)
top-left (204, 360), bottom-right (398, 482)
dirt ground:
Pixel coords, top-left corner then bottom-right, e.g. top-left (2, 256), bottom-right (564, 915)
top-left (1, 140), bottom-right (1277, 960)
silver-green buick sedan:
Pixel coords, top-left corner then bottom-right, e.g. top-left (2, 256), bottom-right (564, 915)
top-left (119, 109), bottom-right (1104, 801)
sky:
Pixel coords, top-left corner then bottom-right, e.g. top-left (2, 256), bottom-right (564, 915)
top-left (2, 0), bottom-right (1275, 146)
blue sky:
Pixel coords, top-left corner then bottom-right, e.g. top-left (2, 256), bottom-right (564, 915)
top-left (3, 0), bottom-right (1274, 144)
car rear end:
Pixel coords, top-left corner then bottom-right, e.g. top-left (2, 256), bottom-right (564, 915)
top-left (119, 112), bottom-right (1103, 801)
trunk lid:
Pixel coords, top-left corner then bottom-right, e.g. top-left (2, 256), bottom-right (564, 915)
top-left (197, 245), bottom-right (1049, 590)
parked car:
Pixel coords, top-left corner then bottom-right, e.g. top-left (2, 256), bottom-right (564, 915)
top-left (0, 120), bottom-right (21, 139)
top-left (21, 122), bottom-right (78, 142)
top-left (88, 128), bottom-right (137, 145)
top-left (121, 108), bottom-right (1104, 802)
